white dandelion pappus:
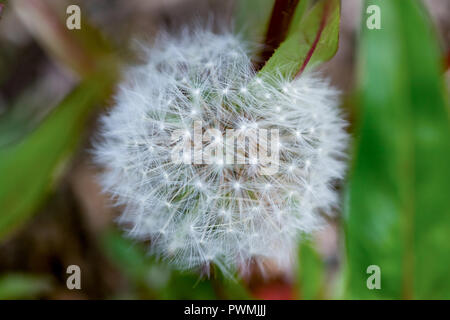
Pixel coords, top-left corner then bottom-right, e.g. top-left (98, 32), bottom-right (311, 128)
top-left (94, 29), bottom-right (348, 275)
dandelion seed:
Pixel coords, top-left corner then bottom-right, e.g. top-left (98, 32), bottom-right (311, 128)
top-left (195, 180), bottom-right (204, 189)
top-left (305, 159), bottom-right (311, 168)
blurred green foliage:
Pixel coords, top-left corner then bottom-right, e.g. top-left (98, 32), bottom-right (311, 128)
top-left (0, 71), bottom-right (116, 240)
top-left (0, 0), bottom-right (119, 241)
top-left (345, 0), bottom-right (450, 299)
top-left (297, 239), bottom-right (325, 299)
top-left (0, 273), bottom-right (51, 299)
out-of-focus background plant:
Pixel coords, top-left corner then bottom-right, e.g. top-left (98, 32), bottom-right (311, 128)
top-left (0, 0), bottom-right (449, 299)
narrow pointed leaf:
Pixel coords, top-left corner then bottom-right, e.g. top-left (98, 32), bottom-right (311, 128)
top-left (345, 0), bottom-right (450, 299)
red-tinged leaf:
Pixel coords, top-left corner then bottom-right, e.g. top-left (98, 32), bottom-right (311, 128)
top-left (259, 0), bottom-right (340, 79)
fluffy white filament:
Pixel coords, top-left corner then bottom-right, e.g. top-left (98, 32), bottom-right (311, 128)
top-left (94, 29), bottom-right (348, 275)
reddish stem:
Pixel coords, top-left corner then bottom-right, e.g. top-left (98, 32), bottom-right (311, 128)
top-left (444, 51), bottom-right (450, 72)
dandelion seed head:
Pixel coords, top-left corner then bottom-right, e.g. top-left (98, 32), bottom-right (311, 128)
top-left (94, 29), bottom-right (348, 275)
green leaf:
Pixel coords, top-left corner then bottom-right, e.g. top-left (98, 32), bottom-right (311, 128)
top-left (234, 0), bottom-right (275, 42)
top-left (0, 273), bottom-right (52, 299)
top-left (0, 80), bottom-right (67, 148)
top-left (0, 70), bottom-right (116, 240)
top-left (259, 0), bottom-right (340, 79)
top-left (287, 0), bottom-right (311, 35)
top-left (297, 239), bottom-right (325, 299)
top-left (345, 0), bottom-right (450, 299)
